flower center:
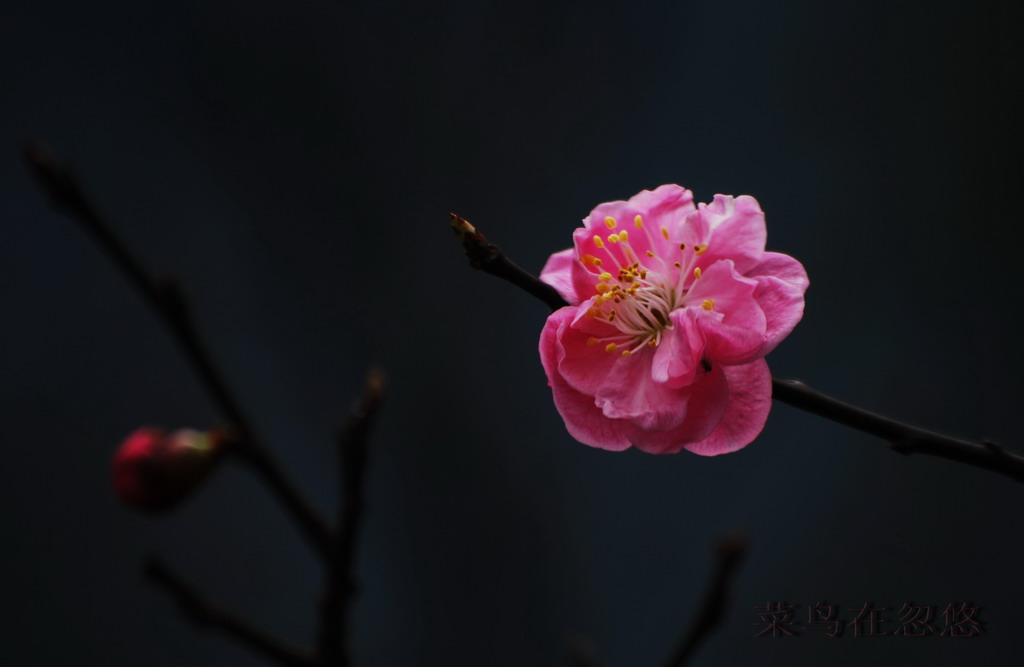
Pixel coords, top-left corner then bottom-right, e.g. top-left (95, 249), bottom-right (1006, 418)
top-left (582, 215), bottom-right (711, 357)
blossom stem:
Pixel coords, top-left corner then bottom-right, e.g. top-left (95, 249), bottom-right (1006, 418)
top-left (662, 534), bottom-right (748, 667)
top-left (146, 558), bottom-right (315, 667)
top-left (449, 216), bottom-right (1024, 484)
top-left (317, 369), bottom-right (386, 666)
top-left (25, 143), bottom-right (333, 557)
top-left (771, 379), bottom-right (1024, 483)
top-left (450, 213), bottom-right (568, 311)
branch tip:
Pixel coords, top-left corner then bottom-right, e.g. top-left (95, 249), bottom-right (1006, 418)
top-left (317, 366), bottom-right (386, 666)
top-left (449, 212), bottom-right (479, 242)
top-left (663, 533), bottom-right (749, 667)
top-left (565, 634), bottom-right (601, 667)
top-left (447, 212), bottom-right (568, 311)
top-left (23, 141), bottom-right (93, 217)
top-left (358, 367), bottom-right (387, 416)
top-left (714, 532), bottom-right (749, 569)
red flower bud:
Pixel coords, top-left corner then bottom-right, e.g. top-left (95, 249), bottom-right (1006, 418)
top-left (112, 427), bottom-right (227, 511)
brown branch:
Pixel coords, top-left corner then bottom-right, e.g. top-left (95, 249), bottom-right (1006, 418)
top-left (662, 534), bottom-right (748, 667)
top-left (146, 558), bottom-right (315, 667)
top-left (450, 213), bottom-right (568, 311)
top-left (25, 142), bottom-right (333, 556)
top-left (316, 368), bottom-right (386, 666)
top-left (448, 214), bottom-right (1024, 484)
top-left (771, 379), bottom-right (1024, 483)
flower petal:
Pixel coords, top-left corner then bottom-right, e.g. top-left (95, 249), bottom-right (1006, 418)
top-left (555, 303), bottom-right (623, 396)
top-left (686, 260), bottom-right (767, 364)
top-left (746, 252), bottom-right (809, 354)
top-left (540, 308), bottom-right (632, 451)
top-left (574, 185), bottom-right (697, 273)
top-left (699, 195), bottom-right (767, 274)
top-left (651, 309), bottom-right (702, 388)
top-left (626, 362), bottom-right (730, 454)
top-left (747, 251), bottom-right (809, 290)
top-left (539, 248), bottom-right (580, 305)
top-left (593, 348), bottom-right (691, 432)
top-left (683, 359), bottom-right (772, 456)
top-left (754, 275), bottom-right (806, 354)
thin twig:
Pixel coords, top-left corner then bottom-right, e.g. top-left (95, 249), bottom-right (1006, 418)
top-left (771, 379), bottom-right (1024, 482)
top-left (25, 143), bottom-right (333, 556)
top-left (663, 534), bottom-right (748, 667)
top-left (449, 214), bottom-right (1024, 484)
top-left (146, 557), bottom-right (315, 667)
top-left (317, 369), bottom-right (386, 666)
top-left (450, 213), bottom-right (568, 311)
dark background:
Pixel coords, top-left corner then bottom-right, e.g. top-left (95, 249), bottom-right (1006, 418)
top-left (3, 0), bottom-right (1023, 665)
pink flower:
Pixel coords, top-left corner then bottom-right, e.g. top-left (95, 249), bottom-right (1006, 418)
top-left (112, 427), bottom-right (228, 510)
top-left (539, 185), bottom-right (808, 455)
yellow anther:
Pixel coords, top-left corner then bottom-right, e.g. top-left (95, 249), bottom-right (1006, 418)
top-left (661, 226), bottom-right (669, 240)
top-left (585, 307), bottom-right (601, 318)
top-left (582, 254), bottom-right (598, 266)
top-left (694, 267), bottom-right (702, 280)
top-left (608, 233), bottom-right (620, 243)
top-left (647, 339), bottom-right (657, 347)
top-left (587, 336), bottom-right (600, 346)
top-left (694, 244), bottom-right (708, 255)
top-left (595, 283), bottom-right (610, 293)
top-left (592, 257), bottom-right (602, 266)
top-left (621, 349), bottom-right (632, 357)
top-left (618, 229), bottom-right (629, 242)
top-left (646, 250), bottom-right (655, 258)
top-left (702, 299), bottom-right (715, 311)
top-left (598, 272), bottom-right (612, 281)
top-left (594, 236), bottom-right (605, 248)
top-left (634, 215), bottom-right (643, 228)
top-left (605, 342), bottom-right (617, 353)
top-left (604, 216), bottom-right (617, 229)
top-left (608, 310), bottom-right (617, 321)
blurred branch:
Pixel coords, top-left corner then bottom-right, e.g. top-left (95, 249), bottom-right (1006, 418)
top-left (25, 143), bottom-right (332, 557)
top-left (449, 214), bottom-right (1024, 484)
top-left (317, 369), bottom-right (386, 666)
top-left (147, 558), bottom-right (314, 667)
top-left (662, 534), bottom-right (748, 667)
top-left (565, 634), bottom-right (601, 667)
